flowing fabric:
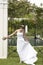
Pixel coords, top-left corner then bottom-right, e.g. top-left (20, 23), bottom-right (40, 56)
top-left (17, 31), bottom-right (38, 64)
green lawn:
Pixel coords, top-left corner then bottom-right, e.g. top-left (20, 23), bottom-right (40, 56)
top-left (0, 46), bottom-right (43, 65)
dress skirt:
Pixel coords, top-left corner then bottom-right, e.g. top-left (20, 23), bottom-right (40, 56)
top-left (17, 37), bottom-right (38, 64)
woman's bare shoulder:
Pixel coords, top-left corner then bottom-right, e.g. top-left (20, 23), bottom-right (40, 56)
top-left (17, 29), bottom-right (22, 31)
top-left (15, 29), bottom-right (23, 33)
top-left (15, 29), bottom-right (20, 32)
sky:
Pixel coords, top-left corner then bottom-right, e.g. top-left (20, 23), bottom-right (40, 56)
top-left (28, 0), bottom-right (43, 7)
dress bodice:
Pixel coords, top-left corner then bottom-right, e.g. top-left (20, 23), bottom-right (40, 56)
top-left (17, 31), bottom-right (23, 38)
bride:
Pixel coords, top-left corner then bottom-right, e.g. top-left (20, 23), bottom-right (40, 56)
top-left (3, 25), bottom-right (38, 65)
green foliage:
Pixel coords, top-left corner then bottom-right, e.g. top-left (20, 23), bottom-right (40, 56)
top-left (8, 0), bottom-right (31, 18)
top-left (8, 0), bottom-right (43, 37)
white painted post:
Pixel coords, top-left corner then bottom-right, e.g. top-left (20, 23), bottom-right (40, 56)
top-left (25, 25), bottom-right (28, 33)
top-left (0, 0), bottom-right (8, 58)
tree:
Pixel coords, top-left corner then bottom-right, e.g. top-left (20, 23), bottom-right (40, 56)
top-left (8, 0), bottom-right (31, 18)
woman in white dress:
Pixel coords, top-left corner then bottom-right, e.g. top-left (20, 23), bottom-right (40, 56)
top-left (3, 25), bottom-right (38, 65)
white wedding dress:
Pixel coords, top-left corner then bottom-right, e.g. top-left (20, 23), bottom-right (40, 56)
top-left (17, 31), bottom-right (38, 65)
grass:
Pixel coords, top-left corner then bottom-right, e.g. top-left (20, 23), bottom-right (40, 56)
top-left (0, 46), bottom-right (43, 65)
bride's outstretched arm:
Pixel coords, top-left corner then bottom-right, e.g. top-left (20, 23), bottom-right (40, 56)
top-left (8, 30), bottom-right (17, 37)
top-left (2, 30), bottom-right (17, 40)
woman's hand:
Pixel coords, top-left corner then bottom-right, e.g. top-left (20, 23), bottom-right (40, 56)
top-left (2, 37), bottom-right (7, 40)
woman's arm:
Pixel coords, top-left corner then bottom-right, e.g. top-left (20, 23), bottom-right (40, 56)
top-left (2, 30), bottom-right (17, 40)
top-left (8, 30), bottom-right (17, 37)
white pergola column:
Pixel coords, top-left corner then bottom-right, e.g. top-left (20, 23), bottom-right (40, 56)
top-left (25, 25), bottom-right (28, 33)
top-left (0, 0), bottom-right (8, 58)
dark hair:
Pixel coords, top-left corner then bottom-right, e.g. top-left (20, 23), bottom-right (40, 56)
top-left (20, 25), bottom-right (25, 29)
